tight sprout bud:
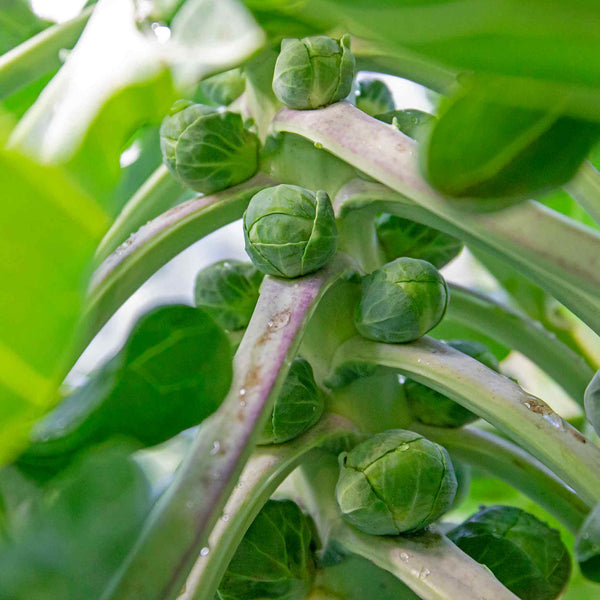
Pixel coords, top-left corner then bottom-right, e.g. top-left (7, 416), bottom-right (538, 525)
top-left (336, 430), bottom-right (457, 535)
top-left (273, 34), bottom-right (355, 109)
top-left (376, 214), bottom-right (463, 269)
top-left (217, 499), bottom-right (317, 600)
top-left (259, 358), bottom-right (323, 445)
top-left (356, 79), bottom-right (394, 117)
top-left (406, 340), bottom-right (499, 428)
top-left (354, 258), bottom-right (448, 343)
top-left (243, 184), bottom-right (337, 278)
top-left (194, 260), bottom-right (263, 331)
top-left (160, 101), bottom-right (259, 194)
top-left (448, 506), bottom-right (571, 600)
top-left (199, 68), bottom-right (245, 106)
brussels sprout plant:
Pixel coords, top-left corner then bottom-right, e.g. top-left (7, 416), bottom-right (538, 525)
top-left (3, 2), bottom-right (600, 600)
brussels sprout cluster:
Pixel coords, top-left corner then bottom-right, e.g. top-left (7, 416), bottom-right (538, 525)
top-left (335, 430), bottom-right (457, 535)
top-left (273, 35), bottom-right (355, 109)
top-left (244, 184), bottom-right (337, 278)
top-left (259, 358), bottom-right (324, 445)
top-left (448, 506), bottom-right (571, 600)
top-left (160, 100), bottom-right (259, 194)
top-left (217, 499), bottom-right (317, 600)
top-left (354, 258), bottom-right (448, 343)
top-left (405, 339), bottom-right (499, 428)
top-left (355, 79), bottom-right (395, 117)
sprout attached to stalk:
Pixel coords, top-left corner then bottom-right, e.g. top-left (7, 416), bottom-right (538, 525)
top-left (258, 358), bottom-right (324, 445)
top-left (405, 340), bottom-right (499, 428)
top-left (159, 100), bottom-right (259, 194)
top-left (356, 79), bottom-right (394, 117)
top-left (199, 68), bottom-right (245, 106)
top-left (354, 257), bottom-right (448, 343)
top-left (217, 499), bottom-right (317, 600)
top-left (335, 429), bottom-right (457, 535)
top-left (448, 506), bottom-right (571, 600)
top-left (243, 184), bottom-right (337, 278)
top-left (272, 34), bottom-right (355, 109)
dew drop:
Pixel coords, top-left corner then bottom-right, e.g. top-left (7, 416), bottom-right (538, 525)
top-left (239, 388), bottom-right (247, 397)
top-left (151, 22), bottom-right (171, 43)
top-left (240, 400), bottom-right (247, 408)
top-left (399, 552), bottom-right (410, 562)
top-left (222, 513), bottom-right (230, 522)
top-left (398, 443), bottom-right (410, 452)
top-left (210, 441), bottom-right (221, 455)
top-left (314, 142), bottom-right (323, 149)
top-left (267, 320), bottom-right (274, 328)
top-left (543, 413), bottom-right (564, 430)
top-left (419, 568), bottom-right (431, 580)
top-left (200, 547), bottom-right (210, 557)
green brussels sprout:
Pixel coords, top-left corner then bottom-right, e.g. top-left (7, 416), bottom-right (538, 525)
top-left (448, 506), bottom-right (571, 600)
top-left (159, 101), bottom-right (259, 194)
top-left (375, 214), bottom-right (463, 269)
top-left (199, 68), bottom-right (245, 106)
top-left (354, 258), bottom-right (448, 343)
top-left (194, 260), bottom-right (263, 331)
top-left (217, 499), bottom-right (316, 600)
top-left (335, 429), bottom-right (457, 535)
top-left (405, 340), bottom-right (499, 428)
top-left (584, 369), bottom-right (600, 435)
top-left (356, 79), bottom-right (394, 117)
top-left (575, 502), bottom-right (600, 583)
top-left (272, 34), bottom-right (355, 109)
top-left (259, 358), bottom-right (324, 445)
top-left (375, 108), bottom-right (436, 141)
top-left (243, 184), bottom-right (337, 278)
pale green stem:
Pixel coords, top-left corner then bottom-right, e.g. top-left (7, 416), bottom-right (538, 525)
top-left (565, 161), bottom-right (600, 227)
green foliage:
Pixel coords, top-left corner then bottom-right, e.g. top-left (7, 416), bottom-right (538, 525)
top-left (243, 184), bottom-right (337, 278)
top-left (20, 305), bottom-right (232, 469)
top-left (0, 443), bottom-right (151, 599)
top-left (354, 257), bottom-right (448, 343)
top-left (336, 429), bottom-right (457, 534)
top-left (0, 0), bottom-right (49, 55)
top-left (194, 260), bottom-right (263, 331)
top-left (272, 34), bottom-right (355, 109)
top-left (575, 502), bottom-right (600, 583)
top-left (200, 68), bottom-right (246, 106)
top-left (448, 505), bottom-right (571, 600)
top-left (584, 369), bottom-right (600, 435)
top-left (375, 213), bottom-right (463, 269)
top-left (160, 101), bottom-right (259, 194)
top-left (405, 340), bottom-right (499, 428)
top-left (259, 358), bottom-right (324, 444)
top-left (217, 499), bottom-right (317, 600)
top-left (356, 79), bottom-right (394, 117)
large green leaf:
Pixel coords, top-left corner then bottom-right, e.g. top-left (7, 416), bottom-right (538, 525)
top-left (0, 1), bottom-right (49, 55)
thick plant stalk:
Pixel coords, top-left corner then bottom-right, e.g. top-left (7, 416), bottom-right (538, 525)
top-left (273, 105), bottom-right (600, 334)
top-left (413, 424), bottom-right (589, 533)
top-left (292, 455), bottom-right (519, 600)
top-left (329, 336), bottom-right (600, 506)
top-left (183, 413), bottom-right (359, 600)
top-left (101, 256), bottom-right (353, 600)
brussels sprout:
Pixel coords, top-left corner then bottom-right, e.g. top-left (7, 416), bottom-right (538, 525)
top-left (354, 258), bottom-right (448, 343)
top-left (259, 358), bottom-right (324, 445)
top-left (194, 260), bottom-right (263, 331)
top-left (584, 369), bottom-right (600, 435)
top-left (243, 184), bottom-right (337, 278)
top-left (335, 429), bottom-right (457, 534)
top-left (405, 340), bottom-right (500, 428)
top-left (575, 502), bottom-right (600, 583)
top-left (217, 499), bottom-right (316, 600)
top-left (448, 506), bottom-right (571, 600)
top-left (376, 109), bottom-right (436, 141)
top-left (272, 34), bottom-right (355, 109)
top-left (199, 68), bottom-right (245, 106)
top-left (159, 101), bottom-right (259, 194)
top-left (375, 214), bottom-right (463, 269)
top-left (356, 79), bottom-right (394, 117)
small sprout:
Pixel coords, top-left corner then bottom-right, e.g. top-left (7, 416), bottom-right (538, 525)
top-left (194, 260), bottom-right (263, 331)
top-left (199, 68), bottom-right (245, 106)
top-left (448, 506), bottom-right (571, 600)
top-left (376, 108), bottom-right (436, 141)
top-left (272, 34), bottom-right (355, 109)
top-left (217, 499), bottom-right (317, 600)
top-left (375, 214), bottom-right (463, 269)
top-left (354, 258), bottom-right (448, 343)
top-left (259, 358), bottom-right (324, 445)
top-left (405, 340), bottom-right (499, 428)
top-left (159, 101), bottom-right (259, 194)
top-left (356, 79), bottom-right (394, 117)
top-left (243, 184), bottom-right (337, 278)
top-left (575, 502), bottom-right (600, 583)
top-left (584, 369), bottom-right (600, 435)
top-left (335, 429), bottom-right (457, 535)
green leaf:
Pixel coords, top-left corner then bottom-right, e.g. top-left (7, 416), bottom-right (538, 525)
top-left (0, 443), bottom-right (152, 600)
top-left (424, 87), bottom-right (600, 201)
top-left (0, 0), bottom-right (50, 55)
